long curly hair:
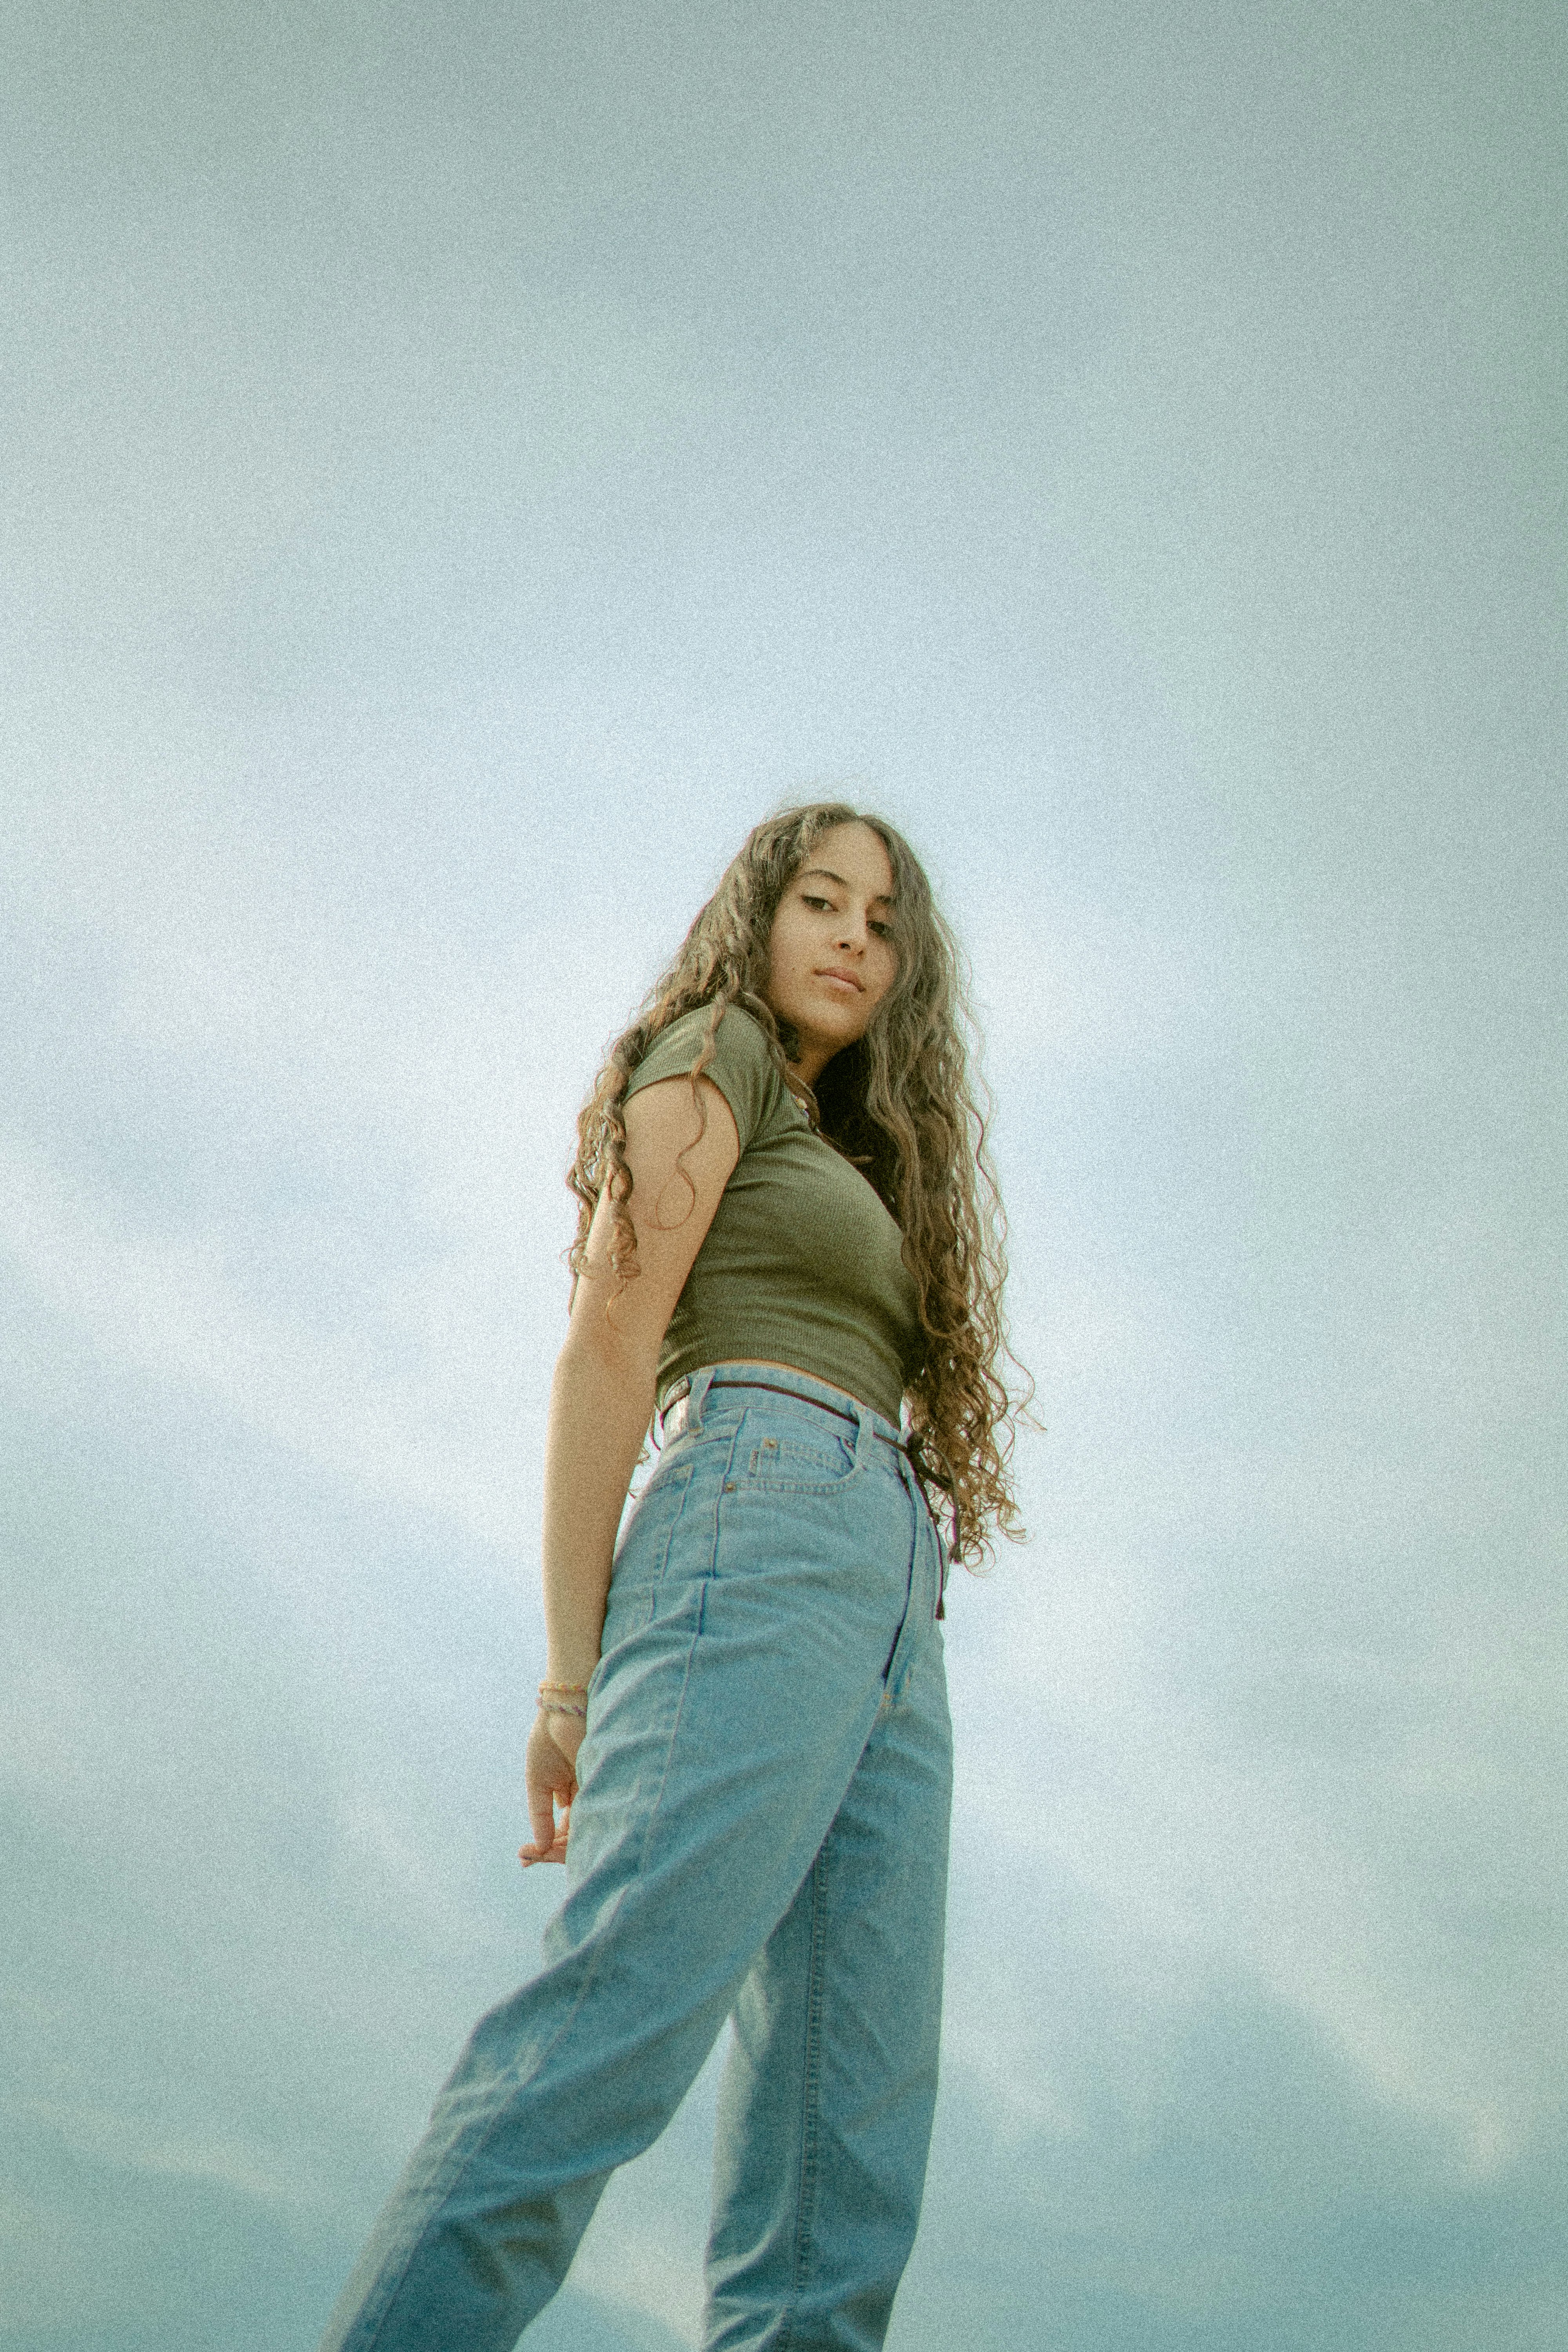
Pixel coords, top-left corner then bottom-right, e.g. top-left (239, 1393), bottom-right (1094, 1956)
top-left (568, 802), bottom-right (1029, 1561)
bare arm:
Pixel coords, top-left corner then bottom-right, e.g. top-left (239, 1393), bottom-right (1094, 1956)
top-left (519, 1071), bottom-right (740, 1863)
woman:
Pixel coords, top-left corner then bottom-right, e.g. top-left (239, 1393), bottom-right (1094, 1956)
top-left (319, 804), bottom-right (1024, 2352)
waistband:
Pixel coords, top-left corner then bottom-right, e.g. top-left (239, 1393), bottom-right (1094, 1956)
top-left (659, 1362), bottom-right (909, 1451)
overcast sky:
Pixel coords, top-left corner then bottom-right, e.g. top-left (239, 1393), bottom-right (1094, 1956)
top-left (3, 5), bottom-right (1565, 2348)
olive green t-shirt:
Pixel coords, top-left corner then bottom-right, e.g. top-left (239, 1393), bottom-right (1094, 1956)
top-left (622, 1005), bottom-right (924, 1426)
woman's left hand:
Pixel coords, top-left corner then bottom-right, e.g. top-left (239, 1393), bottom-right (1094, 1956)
top-left (519, 1710), bottom-right (585, 1866)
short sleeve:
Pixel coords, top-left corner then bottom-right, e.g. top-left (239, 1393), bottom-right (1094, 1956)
top-left (622, 1005), bottom-right (782, 1156)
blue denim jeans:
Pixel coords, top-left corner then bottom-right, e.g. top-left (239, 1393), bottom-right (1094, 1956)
top-left (318, 1363), bottom-right (953, 2352)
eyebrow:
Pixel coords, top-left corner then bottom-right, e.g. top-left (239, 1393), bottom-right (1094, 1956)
top-left (798, 866), bottom-right (896, 906)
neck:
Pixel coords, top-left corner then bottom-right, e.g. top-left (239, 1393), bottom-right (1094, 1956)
top-left (788, 1037), bottom-right (837, 1088)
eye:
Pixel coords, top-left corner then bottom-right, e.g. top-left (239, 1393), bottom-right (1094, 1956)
top-left (801, 893), bottom-right (834, 912)
top-left (870, 920), bottom-right (895, 939)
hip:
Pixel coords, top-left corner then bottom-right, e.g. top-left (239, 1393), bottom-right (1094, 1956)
top-left (600, 1361), bottom-right (945, 1647)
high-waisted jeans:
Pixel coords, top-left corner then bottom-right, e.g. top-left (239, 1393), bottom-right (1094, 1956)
top-left (318, 1363), bottom-right (953, 2352)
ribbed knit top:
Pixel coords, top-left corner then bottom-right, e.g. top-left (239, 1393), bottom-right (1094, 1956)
top-left (622, 1005), bottom-right (924, 1425)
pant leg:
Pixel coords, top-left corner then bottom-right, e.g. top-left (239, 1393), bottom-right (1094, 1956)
top-left (702, 1507), bottom-right (952, 2352)
top-left (317, 1397), bottom-right (923, 2352)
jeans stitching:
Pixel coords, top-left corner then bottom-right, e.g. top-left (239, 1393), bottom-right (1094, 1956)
top-left (701, 1405), bottom-right (862, 1501)
top-left (604, 1467), bottom-right (695, 1642)
top-left (775, 1841), bottom-right (830, 2350)
top-left (881, 1466), bottom-right (929, 1706)
top-left (744, 1434), bottom-right (860, 1495)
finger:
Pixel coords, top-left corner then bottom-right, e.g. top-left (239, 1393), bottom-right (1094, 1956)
top-left (525, 1780), bottom-right (558, 1860)
top-left (518, 1826), bottom-right (570, 1867)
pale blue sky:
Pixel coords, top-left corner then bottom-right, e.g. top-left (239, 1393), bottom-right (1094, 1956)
top-left (3, 5), bottom-right (1564, 2347)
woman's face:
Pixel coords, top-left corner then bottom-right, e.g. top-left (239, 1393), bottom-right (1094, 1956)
top-left (764, 821), bottom-right (899, 1084)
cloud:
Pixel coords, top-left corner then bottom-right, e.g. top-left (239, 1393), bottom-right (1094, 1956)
top-left (4, 5), bottom-right (1563, 2347)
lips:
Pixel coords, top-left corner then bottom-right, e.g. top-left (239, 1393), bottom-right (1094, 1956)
top-left (817, 967), bottom-right (864, 992)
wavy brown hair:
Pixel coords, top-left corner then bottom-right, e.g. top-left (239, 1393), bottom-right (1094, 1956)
top-left (568, 803), bottom-right (1029, 1561)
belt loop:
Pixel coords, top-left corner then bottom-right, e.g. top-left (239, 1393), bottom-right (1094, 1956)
top-left (850, 1398), bottom-right (875, 1468)
top-left (684, 1365), bottom-right (716, 1436)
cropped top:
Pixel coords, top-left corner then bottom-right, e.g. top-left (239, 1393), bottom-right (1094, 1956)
top-left (621, 1005), bottom-right (925, 1426)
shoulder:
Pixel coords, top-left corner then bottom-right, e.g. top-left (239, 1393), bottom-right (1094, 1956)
top-left (625, 1001), bottom-right (768, 1084)
top-left (709, 1002), bottom-right (780, 1076)
top-left (624, 1002), bottom-right (787, 1152)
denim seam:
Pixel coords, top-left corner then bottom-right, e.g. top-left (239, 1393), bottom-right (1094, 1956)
top-left (775, 1840), bottom-right (830, 2352)
top-left (605, 1467), bottom-right (695, 1645)
top-left (734, 1470), bottom-right (866, 1498)
top-left (350, 1539), bottom-right (718, 2349)
top-left (880, 1465), bottom-right (927, 1706)
top-left (650, 1469), bottom-right (698, 1618)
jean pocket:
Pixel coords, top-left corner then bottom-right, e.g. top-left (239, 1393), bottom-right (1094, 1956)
top-left (608, 1463), bottom-right (693, 1610)
top-left (740, 1426), bottom-right (860, 1494)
